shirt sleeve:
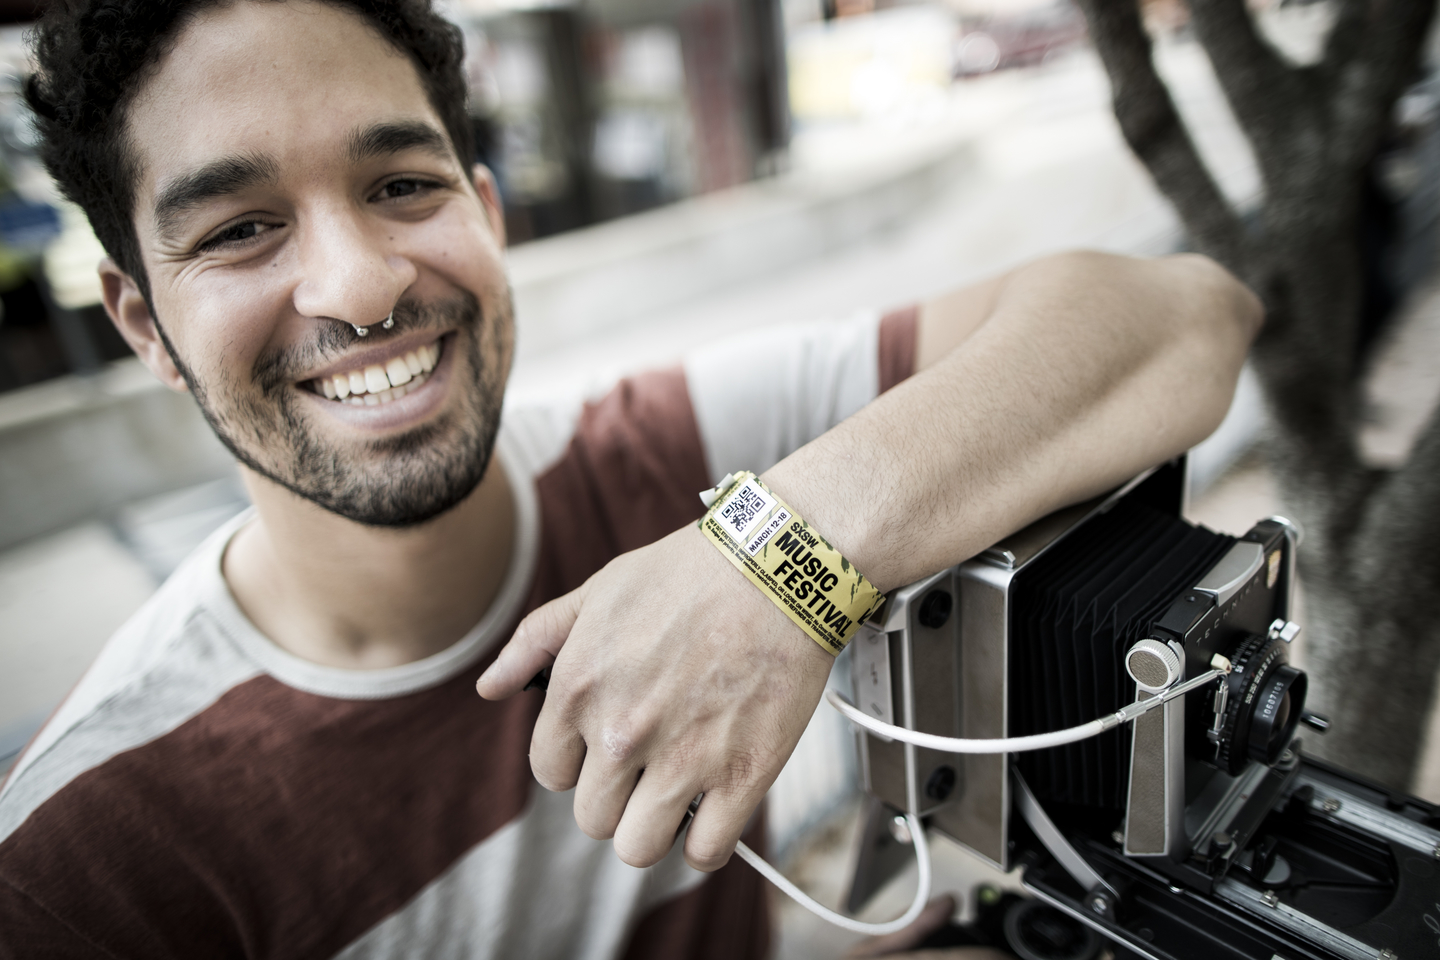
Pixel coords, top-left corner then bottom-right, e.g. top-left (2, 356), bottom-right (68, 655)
top-left (0, 879), bottom-right (108, 960)
top-left (683, 307), bottom-right (918, 483)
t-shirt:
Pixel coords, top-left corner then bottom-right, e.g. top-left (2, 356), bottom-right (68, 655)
top-left (0, 309), bottom-right (917, 960)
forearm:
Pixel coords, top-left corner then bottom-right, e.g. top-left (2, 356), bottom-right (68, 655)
top-left (763, 251), bottom-right (1260, 592)
top-left (480, 250), bottom-right (1261, 875)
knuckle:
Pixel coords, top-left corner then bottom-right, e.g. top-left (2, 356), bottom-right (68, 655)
top-left (600, 725), bottom-right (640, 764)
top-left (576, 813), bottom-right (618, 842)
top-left (528, 742), bottom-right (581, 793)
top-left (532, 770), bottom-right (576, 793)
top-left (530, 758), bottom-right (578, 793)
top-left (549, 668), bottom-right (595, 715)
top-left (685, 840), bottom-right (734, 873)
top-left (613, 835), bottom-right (666, 868)
top-left (573, 797), bottom-right (621, 842)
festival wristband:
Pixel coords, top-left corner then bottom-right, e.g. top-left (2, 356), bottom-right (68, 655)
top-left (697, 472), bottom-right (885, 656)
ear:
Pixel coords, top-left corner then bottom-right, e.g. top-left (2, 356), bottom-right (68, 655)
top-left (470, 164), bottom-right (506, 249)
top-left (99, 259), bottom-right (188, 392)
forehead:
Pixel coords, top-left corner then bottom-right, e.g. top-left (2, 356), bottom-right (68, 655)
top-left (126, 0), bottom-right (442, 206)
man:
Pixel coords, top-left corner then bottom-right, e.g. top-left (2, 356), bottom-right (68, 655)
top-left (0, 0), bottom-right (1260, 956)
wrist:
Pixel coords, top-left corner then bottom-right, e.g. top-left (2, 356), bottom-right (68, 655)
top-left (757, 462), bottom-right (897, 593)
top-left (697, 471), bottom-right (886, 657)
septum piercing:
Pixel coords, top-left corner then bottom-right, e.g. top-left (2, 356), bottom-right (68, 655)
top-left (352, 311), bottom-right (395, 337)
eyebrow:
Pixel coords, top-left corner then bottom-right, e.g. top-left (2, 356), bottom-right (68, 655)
top-left (346, 120), bottom-right (454, 165)
top-left (152, 153), bottom-right (280, 238)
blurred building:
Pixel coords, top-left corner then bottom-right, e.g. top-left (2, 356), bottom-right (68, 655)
top-left (0, 0), bottom-right (794, 393)
top-left (452, 0), bottom-right (790, 244)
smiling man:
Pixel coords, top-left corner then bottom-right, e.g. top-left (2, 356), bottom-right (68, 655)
top-left (0, 0), bottom-right (1261, 957)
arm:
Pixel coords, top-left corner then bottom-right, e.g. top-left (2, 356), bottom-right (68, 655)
top-left (770, 250), bottom-right (1259, 591)
top-left (476, 251), bottom-right (1260, 871)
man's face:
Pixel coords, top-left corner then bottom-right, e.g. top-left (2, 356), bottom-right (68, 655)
top-left (118, 0), bottom-right (513, 526)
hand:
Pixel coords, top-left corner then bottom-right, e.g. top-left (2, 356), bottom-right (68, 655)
top-left (476, 524), bottom-right (835, 870)
top-left (844, 895), bottom-right (1015, 959)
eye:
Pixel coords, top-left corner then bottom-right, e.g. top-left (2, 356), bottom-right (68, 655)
top-left (198, 219), bottom-right (277, 252)
top-left (376, 177), bottom-right (442, 201)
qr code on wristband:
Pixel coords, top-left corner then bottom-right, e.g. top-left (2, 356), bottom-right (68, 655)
top-left (719, 481), bottom-right (771, 538)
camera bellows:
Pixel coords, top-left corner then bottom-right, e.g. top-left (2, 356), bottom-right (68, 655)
top-left (1010, 500), bottom-right (1234, 811)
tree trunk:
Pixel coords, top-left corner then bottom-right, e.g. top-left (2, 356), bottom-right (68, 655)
top-left (1075, 0), bottom-right (1440, 788)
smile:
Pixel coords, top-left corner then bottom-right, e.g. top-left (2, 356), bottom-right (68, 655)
top-left (308, 339), bottom-right (442, 406)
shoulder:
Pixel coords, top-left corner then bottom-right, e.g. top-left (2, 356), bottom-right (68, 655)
top-left (682, 308), bottom-right (916, 483)
top-left (0, 512), bottom-right (261, 842)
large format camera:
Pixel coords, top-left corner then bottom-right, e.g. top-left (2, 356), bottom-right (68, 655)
top-left (843, 460), bottom-right (1440, 960)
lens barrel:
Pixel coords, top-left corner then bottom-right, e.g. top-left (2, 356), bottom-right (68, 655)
top-left (1213, 634), bottom-right (1307, 776)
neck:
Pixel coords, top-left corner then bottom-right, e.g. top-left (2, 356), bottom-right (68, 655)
top-left (223, 458), bottom-right (515, 669)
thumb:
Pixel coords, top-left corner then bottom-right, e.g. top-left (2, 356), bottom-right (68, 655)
top-left (476, 583), bottom-right (586, 699)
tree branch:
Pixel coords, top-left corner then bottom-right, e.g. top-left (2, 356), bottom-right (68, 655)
top-left (1074, 0), bottom-right (1247, 269)
top-left (1188, 0), bottom-right (1308, 177)
top-left (1322, 0), bottom-right (1371, 73)
top-left (1330, 0), bottom-right (1437, 174)
top-left (1354, 402), bottom-right (1440, 598)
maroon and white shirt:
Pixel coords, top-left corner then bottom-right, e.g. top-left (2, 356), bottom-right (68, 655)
top-left (0, 309), bottom-right (916, 960)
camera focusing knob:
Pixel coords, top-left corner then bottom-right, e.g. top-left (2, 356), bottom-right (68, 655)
top-left (1126, 639), bottom-right (1182, 692)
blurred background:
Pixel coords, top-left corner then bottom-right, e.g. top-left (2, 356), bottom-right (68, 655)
top-left (1, 0), bottom-right (1438, 953)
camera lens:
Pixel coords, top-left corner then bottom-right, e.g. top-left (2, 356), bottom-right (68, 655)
top-left (1247, 665), bottom-right (1305, 766)
top-left (1212, 635), bottom-right (1307, 776)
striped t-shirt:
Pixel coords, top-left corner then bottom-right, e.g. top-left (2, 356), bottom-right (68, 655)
top-left (0, 309), bottom-right (915, 960)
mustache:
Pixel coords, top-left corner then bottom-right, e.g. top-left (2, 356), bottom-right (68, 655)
top-left (251, 292), bottom-right (482, 396)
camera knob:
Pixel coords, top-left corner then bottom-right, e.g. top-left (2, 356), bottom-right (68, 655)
top-left (1127, 639), bottom-right (1182, 692)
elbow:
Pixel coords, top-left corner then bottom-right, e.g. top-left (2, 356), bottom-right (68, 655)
top-left (1162, 254), bottom-right (1262, 444)
top-left (1167, 253), bottom-right (1263, 354)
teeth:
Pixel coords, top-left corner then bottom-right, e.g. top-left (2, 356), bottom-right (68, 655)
top-left (308, 340), bottom-right (440, 405)
top-left (386, 356), bottom-right (412, 386)
top-left (319, 368), bottom-right (431, 406)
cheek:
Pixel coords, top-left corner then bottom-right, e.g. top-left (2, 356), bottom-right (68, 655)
top-left (158, 267), bottom-right (292, 380)
top-left (412, 206), bottom-right (506, 295)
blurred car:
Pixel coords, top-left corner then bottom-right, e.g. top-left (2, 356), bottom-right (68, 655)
top-left (954, 0), bottom-right (1088, 77)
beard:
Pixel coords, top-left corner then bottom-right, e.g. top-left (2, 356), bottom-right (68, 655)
top-left (162, 289), bottom-right (514, 527)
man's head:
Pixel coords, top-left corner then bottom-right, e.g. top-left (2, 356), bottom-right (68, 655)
top-left (27, 0), bottom-right (516, 527)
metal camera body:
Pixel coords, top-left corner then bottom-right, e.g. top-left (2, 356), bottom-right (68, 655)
top-left (847, 460), bottom-right (1440, 960)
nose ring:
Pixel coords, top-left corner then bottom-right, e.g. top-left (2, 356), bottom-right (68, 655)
top-left (351, 311), bottom-right (394, 337)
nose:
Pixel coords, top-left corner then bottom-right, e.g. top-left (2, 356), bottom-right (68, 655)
top-left (290, 205), bottom-right (417, 327)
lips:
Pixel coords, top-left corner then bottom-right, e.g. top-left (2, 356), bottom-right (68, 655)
top-left (309, 339), bottom-right (441, 406)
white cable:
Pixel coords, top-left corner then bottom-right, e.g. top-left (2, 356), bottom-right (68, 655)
top-left (734, 812), bottom-right (932, 936)
top-left (734, 665), bottom-right (1226, 935)
top-left (826, 667), bottom-right (1226, 755)
top-left (828, 690), bottom-right (1108, 753)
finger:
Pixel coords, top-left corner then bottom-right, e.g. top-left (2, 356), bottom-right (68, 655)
top-left (476, 583), bottom-right (585, 699)
top-left (609, 773), bottom-right (700, 867)
top-left (527, 688), bottom-right (591, 792)
top-left (681, 782), bottom-right (766, 872)
top-left (570, 732), bottom-right (645, 841)
top-left (844, 895), bottom-right (957, 958)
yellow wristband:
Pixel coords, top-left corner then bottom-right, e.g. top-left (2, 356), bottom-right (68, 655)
top-left (697, 472), bottom-right (885, 656)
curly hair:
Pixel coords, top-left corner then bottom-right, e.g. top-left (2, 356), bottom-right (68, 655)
top-left (24, 0), bottom-right (474, 305)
